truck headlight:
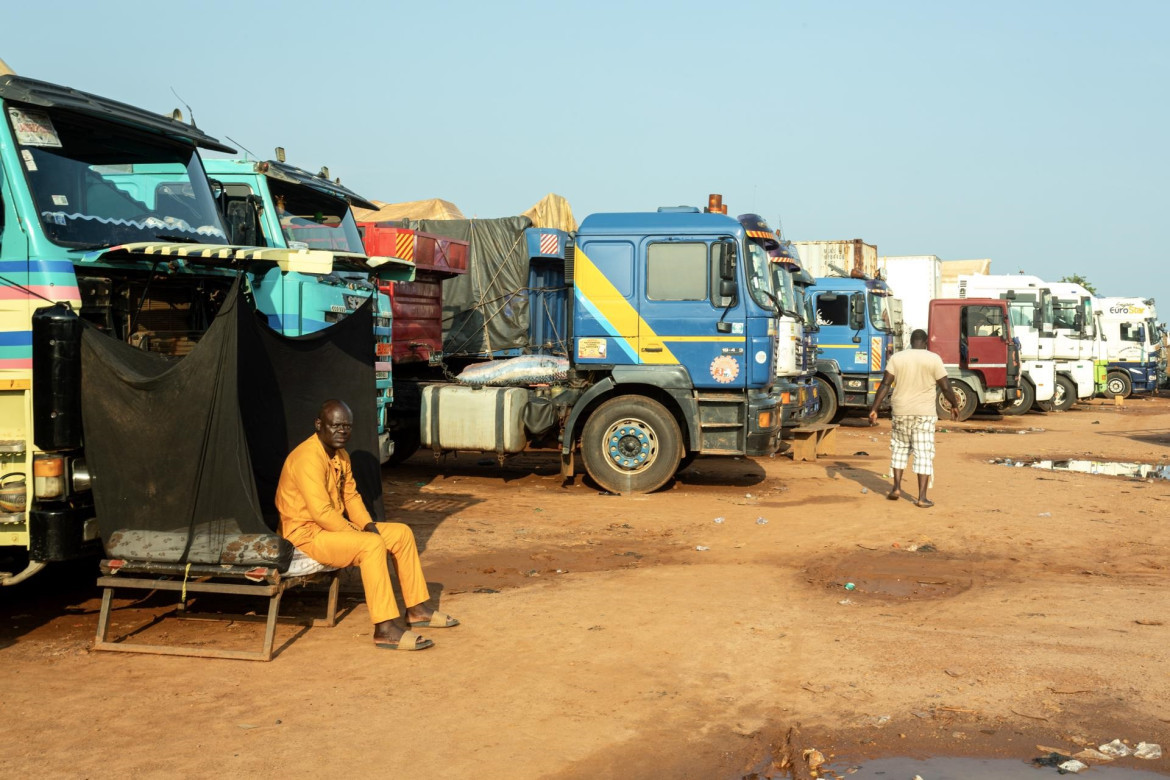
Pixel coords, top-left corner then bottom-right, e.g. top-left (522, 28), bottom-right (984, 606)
top-left (33, 453), bottom-right (66, 501)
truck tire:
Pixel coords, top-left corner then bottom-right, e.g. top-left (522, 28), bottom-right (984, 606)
top-left (1000, 378), bottom-right (1034, 416)
top-left (1105, 371), bottom-right (1132, 399)
top-left (385, 420), bottom-right (421, 466)
top-left (807, 376), bottom-right (838, 425)
top-left (581, 397), bottom-right (682, 495)
top-left (1050, 375), bottom-right (1077, 412)
top-left (936, 379), bottom-right (977, 422)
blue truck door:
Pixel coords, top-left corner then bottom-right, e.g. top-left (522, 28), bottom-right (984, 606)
top-left (637, 239), bottom-right (746, 388)
top-left (814, 290), bottom-right (869, 372)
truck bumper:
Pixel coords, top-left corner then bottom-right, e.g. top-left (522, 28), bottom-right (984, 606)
top-left (778, 377), bottom-right (819, 430)
top-left (745, 391), bottom-right (782, 456)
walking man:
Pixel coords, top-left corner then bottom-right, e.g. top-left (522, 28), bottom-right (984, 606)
top-left (868, 329), bottom-right (960, 507)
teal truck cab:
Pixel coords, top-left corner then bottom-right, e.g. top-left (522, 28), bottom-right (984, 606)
top-left (407, 202), bottom-right (784, 494)
top-left (0, 74), bottom-right (388, 585)
top-left (806, 275), bottom-right (895, 423)
top-left (202, 158), bottom-right (414, 461)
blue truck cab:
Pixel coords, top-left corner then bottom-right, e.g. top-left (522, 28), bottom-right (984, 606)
top-left (202, 159), bottom-right (414, 461)
top-left (413, 204), bottom-right (783, 494)
top-left (807, 275), bottom-right (895, 422)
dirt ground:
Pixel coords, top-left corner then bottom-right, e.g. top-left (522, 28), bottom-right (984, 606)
top-left (2, 396), bottom-right (1169, 779)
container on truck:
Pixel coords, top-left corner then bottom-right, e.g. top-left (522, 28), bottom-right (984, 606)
top-left (878, 255), bottom-right (941, 336)
top-left (790, 239), bottom-right (877, 280)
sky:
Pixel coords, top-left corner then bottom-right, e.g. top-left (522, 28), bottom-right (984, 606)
top-left (3, 0), bottom-right (1167, 314)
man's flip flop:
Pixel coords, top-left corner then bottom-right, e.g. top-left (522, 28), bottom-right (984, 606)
top-left (886, 491), bottom-right (900, 501)
top-left (374, 630), bottom-right (434, 651)
top-left (410, 610), bottom-right (460, 629)
top-left (915, 499), bottom-right (935, 509)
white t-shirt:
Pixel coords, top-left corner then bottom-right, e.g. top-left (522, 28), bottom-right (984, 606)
top-left (886, 348), bottom-right (948, 417)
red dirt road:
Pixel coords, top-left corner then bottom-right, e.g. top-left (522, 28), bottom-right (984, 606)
top-left (2, 397), bottom-right (1168, 778)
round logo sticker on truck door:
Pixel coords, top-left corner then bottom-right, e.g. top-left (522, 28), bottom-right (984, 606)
top-left (710, 355), bottom-right (740, 384)
top-left (755, 350), bottom-right (767, 364)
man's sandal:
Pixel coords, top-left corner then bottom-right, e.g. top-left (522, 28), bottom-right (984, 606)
top-left (374, 630), bottom-right (434, 651)
top-left (410, 610), bottom-right (460, 629)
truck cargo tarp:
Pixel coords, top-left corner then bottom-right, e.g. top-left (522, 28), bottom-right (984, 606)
top-left (81, 278), bottom-right (382, 568)
top-left (521, 193), bottom-right (578, 233)
top-left (407, 216), bottom-right (535, 356)
top-left (353, 198), bottom-right (465, 223)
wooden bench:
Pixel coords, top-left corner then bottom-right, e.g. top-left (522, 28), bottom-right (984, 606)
top-left (94, 559), bottom-right (341, 661)
top-left (788, 423), bottom-right (839, 461)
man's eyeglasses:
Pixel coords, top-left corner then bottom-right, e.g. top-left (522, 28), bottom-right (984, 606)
top-left (324, 422), bottom-right (353, 432)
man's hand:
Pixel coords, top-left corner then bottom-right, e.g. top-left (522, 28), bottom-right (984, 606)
top-left (950, 406), bottom-right (960, 421)
top-left (868, 409), bottom-right (879, 425)
top-left (363, 522), bottom-right (380, 533)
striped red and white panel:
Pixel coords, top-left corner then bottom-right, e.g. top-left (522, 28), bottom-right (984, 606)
top-left (539, 232), bottom-right (559, 255)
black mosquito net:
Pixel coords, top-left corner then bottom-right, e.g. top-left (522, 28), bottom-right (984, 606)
top-left (81, 277), bottom-right (383, 569)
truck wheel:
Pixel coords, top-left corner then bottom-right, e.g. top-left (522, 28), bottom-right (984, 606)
top-left (808, 376), bottom-right (838, 425)
top-left (581, 397), bottom-right (682, 495)
top-left (1051, 375), bottom-right (1077, 412)
top-left (1000, 379), bottom-right (1034, 416)
top-left (937, 379), bottom-right (977, 421)
top-left (1106, 371), bottom-right (1132, 398)
top-left (385, 422), bottom-right (421, 466)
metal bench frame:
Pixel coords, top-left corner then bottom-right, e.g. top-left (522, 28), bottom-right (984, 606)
top-left (94, 559), bottom-right (340, 661)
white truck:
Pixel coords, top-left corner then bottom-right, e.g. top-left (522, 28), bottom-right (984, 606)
top-left (1043, 281), bottom-right (1101, 408)
top-left (954, 274), bottom-right (1057, 414)
top-left (1096, 297), bottom-right (1161, 397)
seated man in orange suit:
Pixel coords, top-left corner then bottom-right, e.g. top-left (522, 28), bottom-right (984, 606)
top-left (276, 399), bottom-right (458, 650)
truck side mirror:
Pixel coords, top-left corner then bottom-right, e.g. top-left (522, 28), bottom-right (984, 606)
top-left (849, 293), bottom-right (866, 330)
top-left (720, 240), bottom-right (737, 280)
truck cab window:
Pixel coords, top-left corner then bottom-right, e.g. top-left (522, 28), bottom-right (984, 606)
top-left (816, 295), bottom-right (849, 326)
top-left (647, 242), bottom-right (707, 301)
top-left (965, 305), bottom-right (1003, 338)
top-left (1120, 323), bottom-right (1143, 342)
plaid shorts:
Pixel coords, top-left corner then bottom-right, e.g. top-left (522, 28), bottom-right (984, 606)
top-left (889, 415), bottom-right (938, 475)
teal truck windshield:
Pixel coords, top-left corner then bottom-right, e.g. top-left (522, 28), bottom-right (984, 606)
top-left (745, 240), bottom-right (777, 311)
top-left (270, 178), bottom-right (365, 253)
top-left (868, 292), bottom-right (892, 331)
top-left (9, 104), bottom-right (226, 248)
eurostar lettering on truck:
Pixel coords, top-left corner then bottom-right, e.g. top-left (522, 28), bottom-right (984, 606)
top-left (405, 203), bottom-right (783, 495)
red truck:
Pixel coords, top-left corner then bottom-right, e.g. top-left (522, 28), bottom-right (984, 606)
top-left (927, 298), bottom-right (1022, 421)
top-left (358, 223), bottom-right (470, 461)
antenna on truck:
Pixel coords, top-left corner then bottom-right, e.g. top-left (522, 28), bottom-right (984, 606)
top-left (169, 87), bottom-right (197, 127)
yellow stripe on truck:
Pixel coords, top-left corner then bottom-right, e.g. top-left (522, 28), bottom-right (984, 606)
top-left (574, 247), bottom-right (679, 364)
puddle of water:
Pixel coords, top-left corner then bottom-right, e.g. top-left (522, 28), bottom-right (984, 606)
top-left (991, 458), bottom-right (1170, 480)
top-left (822, 756), bottom-right (1168, 778)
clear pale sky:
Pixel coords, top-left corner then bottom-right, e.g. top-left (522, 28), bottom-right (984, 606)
top-left (3, 1), bottom-right (1167, 314)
